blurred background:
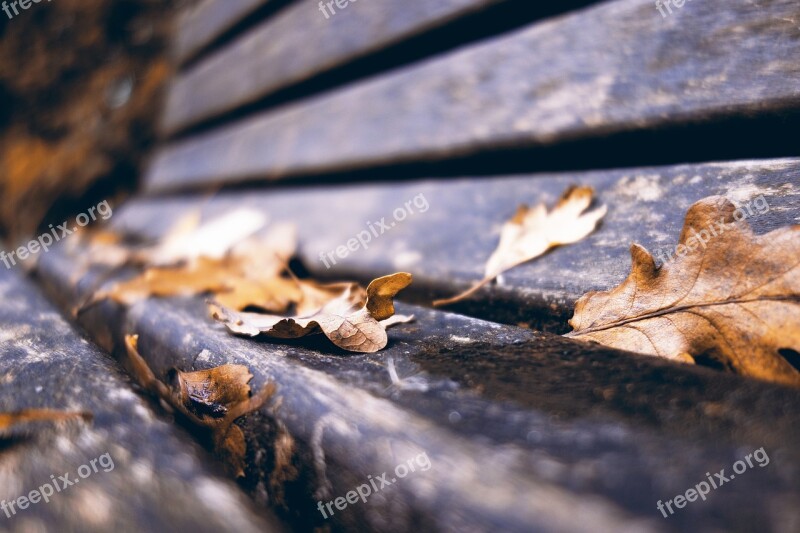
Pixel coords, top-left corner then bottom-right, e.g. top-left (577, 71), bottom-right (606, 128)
top-left (0, 0), bottom-right (186, 241)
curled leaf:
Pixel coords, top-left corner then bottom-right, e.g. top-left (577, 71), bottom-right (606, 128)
top-left (124, 334), bottom-right (275, 476)
top-left (172, 365), bottom-right (255, 419)
top-left (210, 273), bottom-right (413, 353)
top-left (567, 196), bottom-right (800, 387)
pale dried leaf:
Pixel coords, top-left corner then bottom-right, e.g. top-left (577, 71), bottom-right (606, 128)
top-left (435, 186), bottom-right (606, 306)
top-left (90, 227), bottom-right (299, 311)
top-left (142, 208), bottom-right (268, 266)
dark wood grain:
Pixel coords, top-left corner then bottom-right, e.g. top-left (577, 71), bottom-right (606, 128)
top-left (0, 269), bottom-right (282, 532)
top-left (147, 0), bottom-right (800, 192)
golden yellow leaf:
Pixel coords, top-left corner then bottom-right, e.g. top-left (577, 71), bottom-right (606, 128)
top-left (566, 196), bottom-right (800, 387)
top-left (435, 186), bottom-right (606, 306)
top-left (92, 257), bottom-right (234, 306)
top-left (209, 273), bottom-right (413, 353)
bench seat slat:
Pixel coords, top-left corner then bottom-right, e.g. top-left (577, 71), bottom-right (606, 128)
top-left (130, 158), bottom-right (800, 328)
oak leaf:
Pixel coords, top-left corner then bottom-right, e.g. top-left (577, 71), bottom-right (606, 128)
top-left (210, 273), bottom-right (413, 353)
top-left (125, 334), bottom-right (274, 477)
top-left (566, 196), bottom-right (800, 387)
top-left (435, 186), bottom-right (606, 305)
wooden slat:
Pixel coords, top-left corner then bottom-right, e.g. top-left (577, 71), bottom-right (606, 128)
top-left (164, 0), bottom-right (528, 133)
top-left (0, 270), bottom-right (281, 532)
top-left (36, 241), bottom-right (800, 532)
top-left (146, 0), bottom-right (800, 193)
top-left (173, 0), bottom-right (274, 63)
top-left (132, 158), bottom-right (800, 329)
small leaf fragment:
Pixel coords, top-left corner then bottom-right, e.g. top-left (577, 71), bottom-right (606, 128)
top-left (0, 410), bottom-right (92, 435)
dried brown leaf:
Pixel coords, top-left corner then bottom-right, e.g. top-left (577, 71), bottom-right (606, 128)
top-left (172, 365), bottom-right (255, 419)
top-left (435, 186), bottom-right (606, 305)
top-left (566, 196), bottom-right (800, 387)
top-left (367, 272), bottom-right (413, 320)
top-left (124, 334), bottom-right (275, 477)
top-left (89, 223), bottom-right (299, 311)
top-left (92, 257), bottom-right (234, 306)
top-left (209, 273), bottom-right (413, 353)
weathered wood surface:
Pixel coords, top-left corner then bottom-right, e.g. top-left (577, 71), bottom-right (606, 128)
top-left (0, 269), bottom-right (282, 532)
top-left (146, 0), bottom-right (800, 192)
top-left (126, 159), bottom-right (800, 329)
top-left (173, 0), bottom-right (275, 64)
top-left (162, 0), bottom-right (598, 134)
top-left (31, 227), bottom-right (800, 532)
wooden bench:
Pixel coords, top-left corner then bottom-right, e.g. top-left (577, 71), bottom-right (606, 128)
top-left (31, 0), bottom-right (800, 530)
top-left (0, 269), bottom-right (282, 532)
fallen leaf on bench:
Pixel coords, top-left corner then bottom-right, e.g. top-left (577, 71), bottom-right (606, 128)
top-left (87, 223), bottom-right (300, 312)
top-left (125, 334), bottom-right (275, 477)
top-left (172, 365), bottom-right (256, 419)
top-left (74, 207), bottom-right (270, 269)
top-left (92, 256), bottom-right (237, 305)
top-left (140, 207), bottom-right (269, 266)
top-left (566, 196), bottom-right (800, 387)
top-left (0, 410), bottom-right (92, 438)
top-left (209, 273), bottom-right (413, 353)
top-left (434, 186), bottom-right (606, 306)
